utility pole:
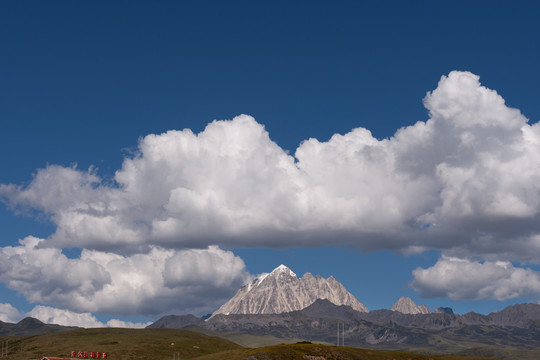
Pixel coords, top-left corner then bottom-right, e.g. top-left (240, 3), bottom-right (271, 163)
top-left (336, 323), bottom-right (345, 347)
top-left (1, 340), bottom-right (8, 358)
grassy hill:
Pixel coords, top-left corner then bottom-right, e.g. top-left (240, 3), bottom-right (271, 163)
top-left (0, 327), bottom-right (241, 360)
top-left (0, 328), bottom-right (500, 360)
top-left (193, 342), bottom-right (499, 360)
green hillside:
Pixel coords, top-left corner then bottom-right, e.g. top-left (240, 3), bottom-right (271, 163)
top-left (195, 342), bottom-right (499, 360)
top-left (0, 328), bottom-right (500, 360)
top-left (0, 327), bottom-right (241, 360)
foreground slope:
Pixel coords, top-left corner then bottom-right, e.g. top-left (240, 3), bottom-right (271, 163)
top-left (0, 328), bottom-right (241, 360)
top-left (194, 342), bottom-right (499, 360)
top-left (0, 329), bottom-right (499, 360)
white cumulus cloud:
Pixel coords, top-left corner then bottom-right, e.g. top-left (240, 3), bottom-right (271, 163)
top-left (105, 318), bottom-right (151, 329)
top-left (0, 303), bottom-right (23, 323)
top-left (411, 256), bottom-right (540, 300)
top-left (0, 237), bottom-right (250, 316)
top-left (1, 70), bottom-right (540, 312)
top-left (0, 303), bottom-right (150, 328)
top-left (28, 305), bottom-right (105, 328)
top-left (1, 71), bottom-right (539, 261)
top-left (28, 306), bottom-right (150, 328)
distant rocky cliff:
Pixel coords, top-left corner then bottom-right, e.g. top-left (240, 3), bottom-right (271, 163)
top-left (390, 296), bottom-right (431, 314)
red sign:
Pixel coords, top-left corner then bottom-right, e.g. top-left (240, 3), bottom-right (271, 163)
top-left (71, 351), bottom-right (107, 358)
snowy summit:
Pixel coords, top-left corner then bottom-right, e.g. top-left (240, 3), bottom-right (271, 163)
top-left (210, 265), bottom-right (368, 318)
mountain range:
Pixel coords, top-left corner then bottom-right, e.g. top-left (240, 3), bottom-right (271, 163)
top-left (149, 299), bottom-right (540, 360)
top-left (148, 265), bottom-right (540, 359)
top-left (211, 265), bottom-right (448, 318)
top-left (151, 299), bottom-right (540, 334)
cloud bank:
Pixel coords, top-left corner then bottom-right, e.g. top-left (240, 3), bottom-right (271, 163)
top-left (2, 72), bottom-right (540, 259)
top-left (0, 303), bottom-right (22, 323)
top-left (1, 71), bottom-right (540, 315)
top-left (411, 257), bottom-right (540, 301)
top-left (0, 237), bottom-right (250, 316)
top-left (0, 303), bottom-right (149, 328)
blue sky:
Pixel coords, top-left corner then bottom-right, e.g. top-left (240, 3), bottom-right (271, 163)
top-left (1, 1), bottom-right (540, 327)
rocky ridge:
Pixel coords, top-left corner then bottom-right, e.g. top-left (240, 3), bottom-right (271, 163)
top-left (390, 296), bottom-right (431, 314)
top-left (151, 300), bottom-right (540, 357)
top-left (435, 307), bottom-right (454, 314)
top-left (210, 264), bottom-right (368, 318)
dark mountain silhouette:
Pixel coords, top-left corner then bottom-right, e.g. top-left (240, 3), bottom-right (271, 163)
top-left (146, 314), bottom-right (204, 329)
top-left (486, 303), bottom-right (540, 327)
top-left (435, 307), bottom-right (454, 314)
top-left (148, 300), bottom-right (540, 358)
top-left (0, 317), bottom-right (77, 336)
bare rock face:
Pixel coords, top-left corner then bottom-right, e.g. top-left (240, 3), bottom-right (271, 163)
top-left (390, 297), bottom-right (431, 314)
top-left (435, 307), bottom-right (454, 314)
top-left (210, 265), bottom-right (368, 318)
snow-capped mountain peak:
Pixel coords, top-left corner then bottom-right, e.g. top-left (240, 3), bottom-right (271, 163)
top-left (271, 264), bottom-right (297, 277)
top-left (210, 265), bottom-right (368, 318)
